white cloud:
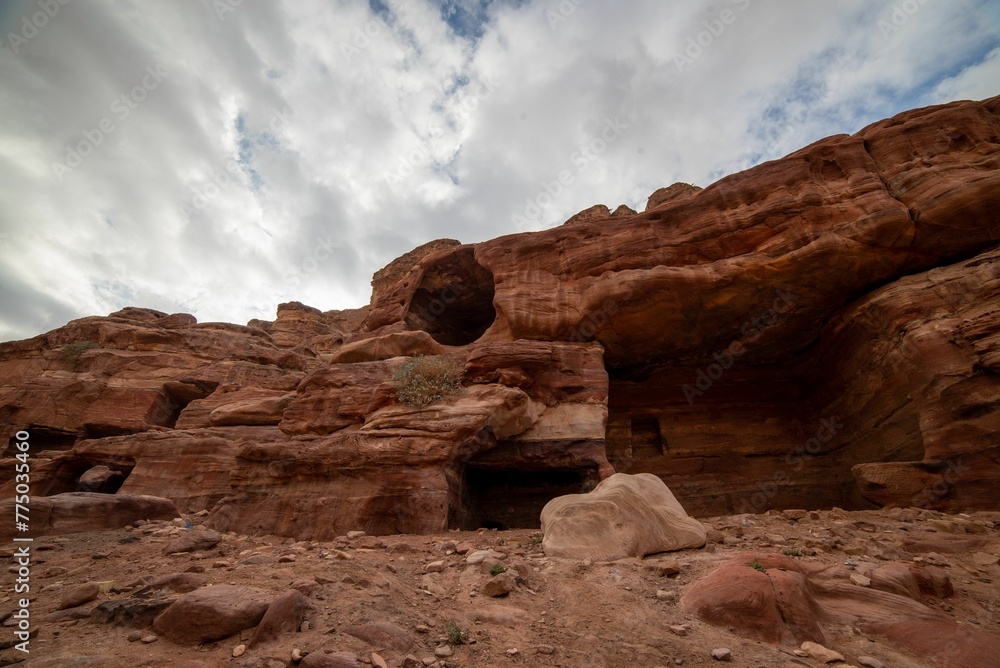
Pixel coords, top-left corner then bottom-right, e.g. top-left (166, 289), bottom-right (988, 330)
top-left (1, 0), bottom-right (998, 341)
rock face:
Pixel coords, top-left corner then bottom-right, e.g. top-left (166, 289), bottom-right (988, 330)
top-left (682, 552), bottom-right (1000, 667)
top-left (1, 96), bottom-right (999, 536)
top-left (540, 473), bottom-right (707, 560)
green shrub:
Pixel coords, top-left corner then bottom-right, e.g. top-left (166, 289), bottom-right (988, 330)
top-left (783, 548), bottom-right (802, 557)
top-left (391, 355), bottom-right (464, 408)
top-left (748, 560), bottom-right (765, 572)
top-left (60, 341), bottom-right (101, 363)
top-left (446, 620), bottom-right (469, 645)
top-left (489, 563), bottom-right (507, 576)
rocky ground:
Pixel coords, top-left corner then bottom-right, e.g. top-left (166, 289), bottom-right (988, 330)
top-left (2, 507), bottom-right (999, 668)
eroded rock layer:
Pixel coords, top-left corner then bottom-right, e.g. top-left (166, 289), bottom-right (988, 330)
top-left (2, 95), bottom-right (999, 536)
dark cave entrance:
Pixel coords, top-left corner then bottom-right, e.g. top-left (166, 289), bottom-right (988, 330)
top-left (453, 467), bottom-right (589, 530)
top-left (34, 458), bottom-right (135, 497)
top-left (5, 427), bottom-right (77, 456)
top-left (404, 247), bottom-right (496, 346)
top-left (154, 380), bottom-right (217, 428)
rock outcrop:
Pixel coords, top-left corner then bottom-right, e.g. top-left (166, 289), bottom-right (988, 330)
top-left (0, 492), bottom-right (178, 540)
top-left (1, 95), bottom-right (999, 537)
top-left (682, 552), bottom-right (1000, 667)
top-left (540, 473), bottom-right (707, 560)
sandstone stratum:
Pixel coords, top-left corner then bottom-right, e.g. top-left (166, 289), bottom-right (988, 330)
top-left (4, 95), bottom-right (999, 539)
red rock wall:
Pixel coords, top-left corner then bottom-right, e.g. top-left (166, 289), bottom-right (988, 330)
top-left (1, 96), bottom-right (998, 536)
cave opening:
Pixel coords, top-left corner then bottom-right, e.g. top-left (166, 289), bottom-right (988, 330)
top-left (154, 380), bottom-right (218, 428)
top-left (4, 427), bottom-right (77, 457)
top-left (34, 458), bottom-right (135, 496)
top-left (453, 467), bottom-right (590, 530)
top-left (404, 247), bottom-right (496, 346)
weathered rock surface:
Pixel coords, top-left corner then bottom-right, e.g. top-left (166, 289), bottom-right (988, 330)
top-left (541, 473), bottom-right (707, 560)
top-left (682, 551), bottom-right (1000, 667)
top-left (163, 529), bottom-right (222, 555)
top-left (151, 585), bottom-right (272, 645)
top-left (248, 588), bottom-right (318, 647)
top-left (1, 95), bottom-right (999, 535)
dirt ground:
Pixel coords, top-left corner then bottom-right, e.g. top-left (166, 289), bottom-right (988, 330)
top-left (2, 507), bottom-right (998, 668)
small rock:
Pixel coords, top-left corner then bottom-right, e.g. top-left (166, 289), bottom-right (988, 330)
top-left (371, 652), bottom-right (388, 668)
top-left (850, 574), bottom-right (872, 587)
top-left (163, 530), bottom-right (222, 555)
top-left (656, 589), bottom-right (677, 601)
top-left (346, 530), bottom-right (366, 539)
top-left (278, 554), bottom-right (296, 563)
top-left (505, 648), bottom-right (519, 656)
top-left (233, 644), bottom-right (246, 657)
top-left (654, 560), bottom-right (681, 577)
top-left (92, 552), bottom-right (109, 560)
top-left (668, 625), bottom-right (687, 636)
top-left (401, 655), bottom-right (422, 668)
top-left (782, 509), bottom-right (808, 520)
top-left (482, 572), bottom-right (517, 597)
top-left (536, 645), bottom-right (556, 655)
top-left (240, 554), bottom-right (278, 565)
top-left (415, 624), bottom-right (431, 634)
top-left (857, 657), bottom-right (884, 668)
top-left (58, 582), bottom-right (100, 609)
top-left (127, 631), bottom-right (143, 642)
top-left (426, 560), bottom-right (446, 573)
top-left (434, 645), bottom-right (454, 658)
top-left (291, 648), bottom-right (304, 661)
top-left (466, 550), bottom-right (490, 565)
top-left (711, 648), bottom-right (732, 661)
top-left (140, 635), bottom-right (158, 644)
top-left (800, 641), bottom-right (845, 664)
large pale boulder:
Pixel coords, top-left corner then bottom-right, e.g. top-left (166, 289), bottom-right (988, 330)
top-left (540, 473), bottom-right (706, 560)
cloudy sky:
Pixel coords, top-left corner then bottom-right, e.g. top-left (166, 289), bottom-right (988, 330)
top-left (1, 0), bottom-right (998, 342)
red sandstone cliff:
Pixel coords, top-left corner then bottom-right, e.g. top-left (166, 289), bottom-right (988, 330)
top-left (2, 95), bottom-right (998, 538)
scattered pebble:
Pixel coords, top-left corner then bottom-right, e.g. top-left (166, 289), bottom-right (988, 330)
top-left (857, 657), bottom-right (884, 668)
top-left (711, 648), bottom-right (732, 661)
